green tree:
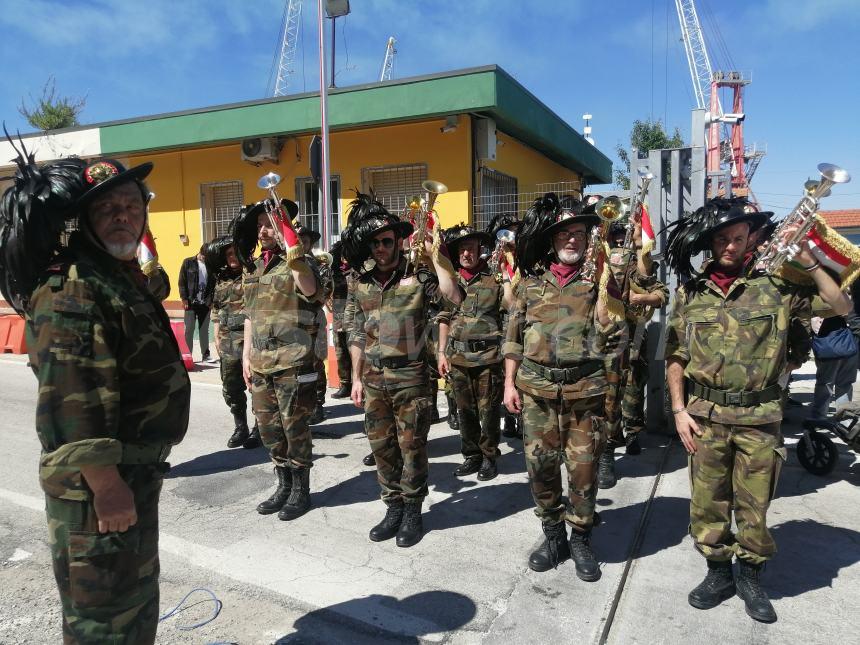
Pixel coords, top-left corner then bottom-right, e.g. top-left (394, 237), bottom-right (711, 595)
top-left (614, 119), bottom-right (684, 189)
top-left (18, 76), bottom-right (86, 132)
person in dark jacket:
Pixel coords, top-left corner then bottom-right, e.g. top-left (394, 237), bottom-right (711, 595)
top-left (179, 245), bottom-right (216, 361)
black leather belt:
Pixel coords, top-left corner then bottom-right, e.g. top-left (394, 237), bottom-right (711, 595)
top-left (521, 357), bottom-right (603, 384)
top-left (369, 356), bottom-right (423, 369)
top-left (450, 338), bottom-right (500, 353)
top-left (687, 379), bottom-right (782, 406)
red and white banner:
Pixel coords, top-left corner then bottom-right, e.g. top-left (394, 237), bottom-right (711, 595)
top-left (807, 226), bottom-right (851, 274)
top-left (639, 204), bottom-right (655, 256)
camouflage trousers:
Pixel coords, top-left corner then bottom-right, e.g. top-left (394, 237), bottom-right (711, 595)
top-left (606, 354), bottom-right (648, 448)
top-left (522, 393), bottom-right (605, 532)
top-left (334, 330), bottom-right (352, 386)
top-left (220, 352), bottom-right (247, 413)
top-left (251, 366), bottom-right (316, 469)
top-left (449, 362), bottom-right (501, 460)
top-left (46, 465), bottom-right (163, 644)
top-left (364, 382), bottom-right (433, 504)
top-left (689, 418), bottom-right (786, 564)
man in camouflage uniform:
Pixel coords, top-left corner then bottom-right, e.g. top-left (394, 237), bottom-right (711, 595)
top-left (504, 194), bottom-right (620, 581)
top-left (345, 192), bottom-right (463, 547)
top-left (599, 216), bottom-right (668, 487)
top-left (330, 241), bottom-right (355, 399)
top-left (297, 223), bottom-right (330, 425)
top-left (209, 236), bottom-right (261, 449)
top-left (7, 157), bottom-right (192, 643)
top-left (664, 198), bottom-right (850, 622)
top-left (237, 199), bottom-right (324, 521)
top-left (438, 225), bottom-right (513, 480)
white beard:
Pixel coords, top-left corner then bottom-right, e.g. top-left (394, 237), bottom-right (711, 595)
top-left (104, 240), bottom-right (139, 260)
top-left (556, 248), bottom-right (583, 265)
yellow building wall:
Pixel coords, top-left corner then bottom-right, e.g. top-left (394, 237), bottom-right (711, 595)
top-left (126, 116), bottom-right (577, 307)
top-left (127, 116), bottom-right (473, 305)
top-left (483, 130), bottom-right (583, 197)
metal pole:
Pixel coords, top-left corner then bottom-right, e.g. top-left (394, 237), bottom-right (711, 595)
top-left (317, 0), bottom-right (331, 250)
top-left (330, 16), bottom-right (337, 89)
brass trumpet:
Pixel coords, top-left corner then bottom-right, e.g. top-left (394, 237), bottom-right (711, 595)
top-left (406, 179), bottom-right (448, 272)
top-left (257, 172), bottom-right (291, 249)
top-left (582, 196), bottom-right (623, 282)
top-left (489, 228), bottom-right (516, 275)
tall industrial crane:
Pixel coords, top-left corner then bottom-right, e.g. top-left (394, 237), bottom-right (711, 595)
top-left (675, 0), bottom-right (764, 196)
top-left (379, 36), bottom-right (396, 82)
top-left (273, 0), bottom-right (303, 96)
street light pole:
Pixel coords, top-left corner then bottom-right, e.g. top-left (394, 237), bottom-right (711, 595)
top-left (316, 0), bottom-right (331, 250)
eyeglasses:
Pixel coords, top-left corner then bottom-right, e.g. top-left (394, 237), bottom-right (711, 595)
top-left (371, 237), bottom-right (396, 249)
top-left (554, 230), bottom-right (587, 242)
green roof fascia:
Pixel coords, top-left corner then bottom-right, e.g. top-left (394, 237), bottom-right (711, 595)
top-left (99, 69), bottom-right (499, 156)
top-left (489, 69), bottom-right (612, 184)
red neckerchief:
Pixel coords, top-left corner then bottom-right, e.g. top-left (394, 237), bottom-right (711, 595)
top-left (261, 249), bottom-right (275, 268)
top-left (549, 261), bottom-right (581, 287)
top-left (708, 253), bottom-right (753, 294)
top-left (459, 259), bottom-right (488, 282)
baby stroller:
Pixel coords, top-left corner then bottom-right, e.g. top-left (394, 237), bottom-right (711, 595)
top-left (798, 402), bottom-right (860, 475)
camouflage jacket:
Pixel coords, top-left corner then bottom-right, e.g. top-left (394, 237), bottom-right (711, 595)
top-left (25, 234), bottom-right (191, 501)
top-left (503, 266), bottom-right (618, 400)
top-left (664, 270), bottom-right (813, 425)
top-left (243, 253), bottom-right (323, 374)
top-left (438, 268), bottom-right (504, 366)
top-left (212, 271), bottom-right (245, 358)
top-left (332, 269), bottom-right (357, 332)
top-left (607, 248), bottom-right (670, 322)
top-left (349, 260), bottom-right (444, 390)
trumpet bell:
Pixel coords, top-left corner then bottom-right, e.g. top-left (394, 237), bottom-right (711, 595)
top-left (496, 229), bottom-right (515, 243)
top-left (422, 180), bottom-right (448, 195)
top-left (637, 167), bottom-right (654, 181)
top-left (818, 163), bottom-right (851, 185)
top-left (594, 195), bottom-right (623, 222)
top-left (258, 172), bottom-right (282, 190)
top-left (407, 194), bottom-right (425, 211)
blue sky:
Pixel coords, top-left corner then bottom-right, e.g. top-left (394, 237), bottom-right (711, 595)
top-left (1, 0), bottom-right (859, 213)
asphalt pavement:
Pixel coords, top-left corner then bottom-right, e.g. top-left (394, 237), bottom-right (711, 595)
top-left (0, 355), bottom-right (857, 644)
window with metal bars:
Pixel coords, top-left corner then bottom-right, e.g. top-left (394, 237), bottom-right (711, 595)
top-left (294, 176), bottom-right (341, 244)
top-left (361, 163), bottom-right (428, 213)
top-left (200, 181), bottom-right (243, 243)
top-left (475, 168), bottom-right (518, 232)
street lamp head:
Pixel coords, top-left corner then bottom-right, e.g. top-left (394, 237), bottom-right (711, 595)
top-left (325, 0), bottom-right (350, 18)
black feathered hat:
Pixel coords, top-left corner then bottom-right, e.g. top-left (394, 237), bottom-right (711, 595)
top-left (444, 224), bottom-right (492, 251)
top-left (294, 222), bottom-right (321, 245)
top-left (0, 134), bottom-right (89, 315)
top-left (76, 159), bottom-right (153, 207)
top-left (486, 211), bottom-right (521, 236)
top-left (203, 235), bottom-right (234, 278)
top-left (664, 197), bottom-right (771, 278)
top-left (232, 200), bottom-right (267, 272)
top-left (516, 192), bottom-right (597, 276)
top-left (340, 190), bottom-right (413, 269)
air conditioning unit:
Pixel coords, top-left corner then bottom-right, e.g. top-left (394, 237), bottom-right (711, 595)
top-left (241, 137), bottom-right (279, 163)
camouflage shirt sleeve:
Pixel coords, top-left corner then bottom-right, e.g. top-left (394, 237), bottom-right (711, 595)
top-left (348, 282), bottom-right (366, 350)
top-left (502, 280), bottom-right (526, 360)
top-left (664, 283), bottom-right (690, 363)
top-left (342, 275), bottom-right (356, 334)
top-left (28, 276), bottom-right (123, 468)
top-left (787, 286), bottom-right (813, 365)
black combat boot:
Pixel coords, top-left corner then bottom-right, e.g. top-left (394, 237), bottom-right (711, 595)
top-left (395, 501), bottom-right (423, 547)
top-left (369, 502), bottom-right (404, 542)
top-left (446, 394), bottom-right (459, 430)
top-left (308, 405), bottom-right (325, 425)
top-left (228, 406), bottom-right (250, 448)
top-left (529, 522), bottom-right (570, 572)
top-left (688, 559), bottom-right (736, 610)
top-left (454, 456), bottom-right (482, 476)
top-left (256, 466), bottom-right (291, 514)
top-left (331, 382), bottom-right (351, 399)
top-left (736, 560), bottom-right (777, 623)
top-left (626, 434), bottom-right (642, 456)
top-left (243, 423), bottom-right (262, 449)
top-left (597, 448), bottom-right (617, 489)
top-left (569, 530), bottom-right (601, 581)
top-left (501, 412), bottom-right (516, 438)
top-left (362, 453), bottom-right (376, 466)
top-left (278, 468), bottom-right (312, 521)
top-left (476, 457), bottom-right (498, 481)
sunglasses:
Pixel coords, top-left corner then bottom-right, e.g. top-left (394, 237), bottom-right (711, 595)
top-left (371, 237), bottom-right (396, 249)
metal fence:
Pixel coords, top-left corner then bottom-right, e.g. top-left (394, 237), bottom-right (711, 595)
top-left (472, 179), bottom-right (584, 230)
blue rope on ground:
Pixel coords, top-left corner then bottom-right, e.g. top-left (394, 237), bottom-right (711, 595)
top-left (159, 587), bottom-right (223, 631)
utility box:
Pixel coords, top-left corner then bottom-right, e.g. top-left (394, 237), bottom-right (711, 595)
top-left (475, 117), bottom-right (497, 161)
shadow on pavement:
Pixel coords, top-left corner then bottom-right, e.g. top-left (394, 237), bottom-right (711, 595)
top-left (424, 479), bottom-right (534, 533)
top-left (275, 591), bottom-right (477, 644)
top-left (596, 495), bottom-right (691, 564)
top-left (313, 469), bottom-right (379, 508)
top-left (767, 519), bottom-right (860, 599)
top-left (166, 446), bottom-right (269, 478)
